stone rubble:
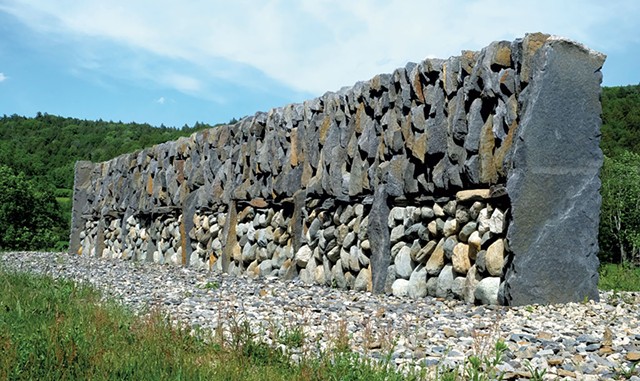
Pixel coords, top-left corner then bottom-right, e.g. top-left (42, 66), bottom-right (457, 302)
top-left (3, 251), bottom-right (639, 380)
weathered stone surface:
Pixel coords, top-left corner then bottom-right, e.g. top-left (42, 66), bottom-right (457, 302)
top-left (314, 263), bottom-right (326, 285)
top-left (326, 246), bottom-right (340, 262)
top-left (278, 259), bottom-right (298, 280)
top-left (443, 236), bottom-right (458, 259)
top-left (259, 259), bottom-right (273, 276)
top-left (427, 220), bottom-right (438, 237)
top-left (443, 201), bottom-right (457, 216)
top-left (342, 232), bottom-right (356, 249)
top-left (415, 240), bottom-right (437, 263)
top-left (458, 221), bottom-right (477, 243)
top-left (456, 189), bottom-right (491, 202)
top-left (452, 243), bottom-right (472, 275)
top-left (436, 265), bottom-right (455, 299)
top-left (331, 259), bottom-right (347, 289)
top-left (477, 208), bottom-right (491, 235)
top-left (384, 265), bottom-right (396, 295)
top-left (451, 276), bottom-right (465, 299)
top-left (520, 32), bottom-right (551, 84)
top-left (478, 115), bottom-right (497, 184)
top-left (468, 231), bottom-right (482, 252)
top-left (463, 265), bottom-right (482, 304)
top-left (475, 250), bottom-right (487, 273)
top-left (408, 264), bottom-right (428, 298)
top-left (503, 37), bottom-right (604, 306)
top-left (389, 225), bottom-right (405, 244)
top-left (485, 239), bottom-right (505, 277)
top-left (475, 277), bottom-right (501, 305)
top-left (299, 269), bottom-right (315, 285)
top-left (391, 279), bottom-right (409, 297)
top-left (395, 246), bottom-right (414, 279)
top-left (348, 246), bottom-right (361, 271)
top-left (442, 219), bottom-right (458, 237)
top-left (368, 186), bottom-right (390, 293)
top-left (354, 266), bottom-right (371, 292)
top-left (426, 238), bottom-right (446, 275)
top-left (295, 245), bottom-right (313, 267)
top-left (488, 208), bottom-right (506, 234)
top-left (426, 276), bottom-right (438, 297)
top-left (241, 243), bottom-right (256, 262)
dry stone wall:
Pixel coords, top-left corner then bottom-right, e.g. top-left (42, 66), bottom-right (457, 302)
top-left (70, 33), bottom-right (606, 306)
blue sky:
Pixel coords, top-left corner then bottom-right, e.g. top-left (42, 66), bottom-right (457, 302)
top-left (1, 1), bottom-right (639, 128)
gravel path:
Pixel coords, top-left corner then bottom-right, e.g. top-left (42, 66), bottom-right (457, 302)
top-left (2, 251), bottom-right (639, 380)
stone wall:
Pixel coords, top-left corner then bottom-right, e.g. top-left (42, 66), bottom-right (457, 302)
top-left (70, 33), bottom-right (606, 305)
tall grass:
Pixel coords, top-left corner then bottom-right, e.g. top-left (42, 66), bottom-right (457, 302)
top-left (0, 270), bottom-right (220, 380)
top-left (0, 269), bottom-right (424, 380)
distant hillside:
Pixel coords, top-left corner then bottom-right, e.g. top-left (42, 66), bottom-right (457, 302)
top-left (0, 113), bottom-right (226, 191)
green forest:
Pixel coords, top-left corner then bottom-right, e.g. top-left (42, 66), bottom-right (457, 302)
top-left (1, 85), bottom-right (640, 266)
top-left (0, 115), bottom-right (221, 250)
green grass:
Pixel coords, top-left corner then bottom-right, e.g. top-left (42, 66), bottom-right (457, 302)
top-left (0, 268), bottom-right (425, 380)
top-left (599, 263), bottom-right (640, 291)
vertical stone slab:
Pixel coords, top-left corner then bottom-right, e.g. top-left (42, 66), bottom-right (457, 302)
top-left (181, 191), bottom-right (197, 266)
top-left (290, 190), bottom-right (306, 254)
top-left (503, 38), bottom-right (605, 305)
top-left (95, 218), bottom-right (106, 258)
top-left (69, 161), bottom-right (94, 255)
top-left (368, 185), bottom-right (391, 293)
top-left (147, 216), bottom-right (158, 262)
top-left (221, 200), bottom-right (237, 273)
top-left (179, 216), bottom-right (188, 266)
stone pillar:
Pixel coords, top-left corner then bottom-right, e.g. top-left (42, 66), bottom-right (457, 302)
top-left (368, 185), bottom-right (391, 293)
top-left (221, 200), bottom-right (237, 273)
top-left (69, 161), bottom-right (94, 255)
top-left (502, 38), bottom-right (605, 305)
top-left (181, 191), bottom-right (197, 266)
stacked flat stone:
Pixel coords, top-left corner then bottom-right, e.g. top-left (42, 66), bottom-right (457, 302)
top-left (70, 33), bottom-right (606, 306)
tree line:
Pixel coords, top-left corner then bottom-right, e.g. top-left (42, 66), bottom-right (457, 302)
top-left (1, 84), bottom-right (640, 265)
top-left (599, 84), bottom-right (640, 265)
top-left (0, 114), bottom-right (221, 250)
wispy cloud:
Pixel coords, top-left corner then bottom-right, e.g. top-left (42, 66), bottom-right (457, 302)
top-left (1, 0), bottom-right (638, 96)
top-left (161, 73), bottom-right (201, 94)
top-left (0, 73), bottom-right (6, 82)
top-left (156, 96), bottom-right (165, 104)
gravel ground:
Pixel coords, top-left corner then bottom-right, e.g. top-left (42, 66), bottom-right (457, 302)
top-left (2, 251), bottom-right (639, 380)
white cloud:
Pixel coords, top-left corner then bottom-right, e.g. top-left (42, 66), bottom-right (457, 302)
top-left (1, 0), bottom-right (638, 95)
top-left (156, 96), bottom-right (165, 104)
top-left (161, 73), bottom-right (201, 94)
top-left (0, 73), bottom-right (6, 82)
